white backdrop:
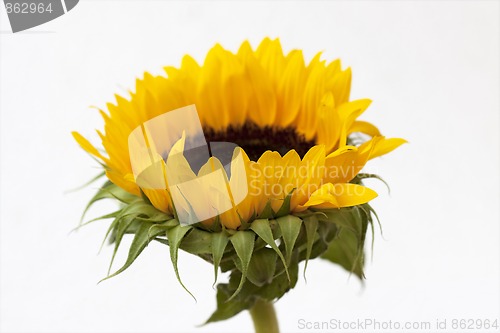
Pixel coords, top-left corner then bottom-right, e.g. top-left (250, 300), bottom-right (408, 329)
top-left (1, 1), bottom-right (499, 333)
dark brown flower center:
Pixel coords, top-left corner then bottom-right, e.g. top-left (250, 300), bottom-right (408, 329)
top-left (203, 122), bottom-right (316, 161)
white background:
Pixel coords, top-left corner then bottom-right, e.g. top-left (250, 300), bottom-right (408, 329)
top-left (1, 1), bottom-right (499, 332)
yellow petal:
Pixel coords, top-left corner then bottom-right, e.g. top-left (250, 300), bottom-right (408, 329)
top-left (276, 50), bottom-right (306, 127)
top-left (197, 44), bottom-right (250, 128)
top-left (349, 120), bottom-right (381, 137)
top-left (297, 59), bottom-right (325, 140)
top-left (142, 188), bottom-right (172, 213)
top-left (291, 145), bottom-right (326, 209)
top-left (229, 148), bottom-right (254, 223)
top-left (255, 37), bottom-right (286, 85)
top-left (165, 131), bottom-right (196, 185)
top-left (324, 147), bottom-right (360, 184)
top-left (302, 183), bottom-right (377, 209)
top-left (72, 132), bottom-right (108, 162)
top-left (198, 156), bottom-right (241, 229)
top-left (316, 92), bottom-right (342, 152)
top-left (238, 41), bottom-right (277, 126)
top-left (368, 137), bottom-right (408, 159)
top-left (106, 170), bottom-right (140, 196)
top-left (337, 99), bottom-right (372, 147)
top-left (330, 67), bottom-right (351, 106)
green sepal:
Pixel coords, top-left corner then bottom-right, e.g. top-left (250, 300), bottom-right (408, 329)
top-left (221, 250), bottom-right (299, 305)
top-left (147, 219), bottom-right (178, 240)
top-left (310, 221), bottom-right (337, 257)
top-left (363, 203), bottom-right (382, 235)
top-left (321, 227), bottom-right (364, 279)
top-left (73, 210), bottom-right (121, 232)
top-left (211, 232), bottom-right (229, 286)
top-left (276, 215), bottom-right (302, 265)
top-left (246, 248), bottom-right (277, 287)
top-left (108, 215), bottom-right (137, 274)
top-left (258, 250), bottom-right (299, 301)
top-left (319, 207), bottom-right (363, 236)
top-left (228, 231), bottom-right (255, 301)
top-left (100, 221), bottom-right (164, 282)
top-left (355, 173), bottom-right (390, 194)
top-left (98, 215), bottom-right (120, 253)
top-left (219, 257), bottom-right (237, 273)
top-left (166, 225), bottom-right (195, 300)
top-left (250, 219), bottom-right (290, 282)
top-left (257, 200), bottom-right (274, 219)
top-left (274, 189), bottom-right (294, 218)
top-left (81, 181), bottom-right (135, 224)
top-left (119, 200), bottom-right (169, 220)
top-left (319, 206), bottom-right (370, 279)
top-left (293, 209), bottom-right (328, 220)
top-left (135, 212), bottom-right (173, 223)
top-left (303, 214), bottom-right (319, 278)
top-left (105, 199), bottom-right (170, 247)
top-left (358, 204), bottom-right (376, 257)
top-left (180, 228), bottom-right (213, 254)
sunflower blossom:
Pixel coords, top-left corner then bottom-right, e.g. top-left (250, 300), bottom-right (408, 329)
top-left (73, 38), bottom-right (405, 328)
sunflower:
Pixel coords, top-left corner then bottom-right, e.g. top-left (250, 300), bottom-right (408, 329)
top-left (73, 38), bottom-right (404, 228)
top-left (73, 38), bottom-right (405, 331)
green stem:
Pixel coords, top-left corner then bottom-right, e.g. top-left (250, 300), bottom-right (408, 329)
top-left (249, 299), bottom-right (279, 333)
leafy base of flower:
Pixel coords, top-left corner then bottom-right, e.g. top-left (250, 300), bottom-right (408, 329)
top-left (81, 176), bottom-right (380, 323)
